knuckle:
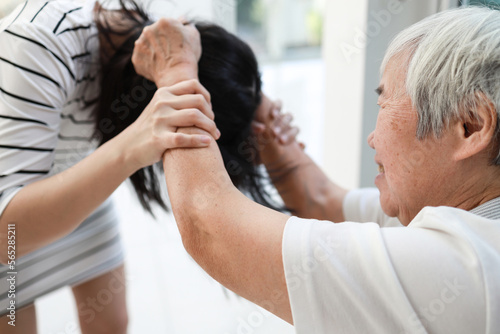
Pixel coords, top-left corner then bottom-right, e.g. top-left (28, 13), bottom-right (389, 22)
top-left (156, 87), bottom-right (173, 99)
top-left (156, 87), bottom-right (169, 95)
top-left (188, 108), bottom-right (202, 120)
top-left (194, 94), bottom-right (205, 105)
top-left (143, 30), bottom-right (154, 40)
top-left (187, 79), bottom-right (200, 90)
top-left (153, 99), bottom-right (168, 112)
top-left (172, 134), bottom-right (184, 146)
top-left (158, 18), bottom-right (173, 28)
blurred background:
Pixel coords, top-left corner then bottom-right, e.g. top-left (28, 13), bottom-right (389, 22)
top-left (1, 0), bottom-right (499, 333)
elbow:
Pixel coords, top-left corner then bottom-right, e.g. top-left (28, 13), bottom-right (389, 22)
top-left (170, 187), bottom-right (223, 266)
top-left (175, 211), bottom-right (208, 264)
top-left (174, 209), bottom-right (196, 251)
top-left (170, 195), bottom-right (207, 258)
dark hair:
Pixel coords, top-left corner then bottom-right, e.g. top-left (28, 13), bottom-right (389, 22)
top-left (93, 1), bottom-right (282, 215)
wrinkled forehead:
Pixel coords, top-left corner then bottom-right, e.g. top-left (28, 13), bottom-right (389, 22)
top-left (379, 51), bottom-right (413, 100)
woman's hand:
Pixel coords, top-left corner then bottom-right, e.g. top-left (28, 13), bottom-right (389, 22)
top-left (116, 79), bottom-right (219, 172)
top-left (132, 18), bottom-right (201, 88)
top-left (252, 94), bottom-right (304, 148)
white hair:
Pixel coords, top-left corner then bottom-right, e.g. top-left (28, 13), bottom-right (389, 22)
top-left (381, 6), bottom-right (500, 163)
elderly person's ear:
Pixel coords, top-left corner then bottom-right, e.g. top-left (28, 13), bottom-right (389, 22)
top-left (453, 92), bottom-right (498, 162)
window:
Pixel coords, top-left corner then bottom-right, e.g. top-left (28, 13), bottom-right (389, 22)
top-left (462, 0), bottom-right (500, 6)
top-left (234, 0), bottom-right (327, 165)
top-left (237, 0), bottom-right (325, 61)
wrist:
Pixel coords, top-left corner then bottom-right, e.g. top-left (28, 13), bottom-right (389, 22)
top-left (105, 131), bottom-right (142, 177)
top-left (260, 140), bottom-right (305, 173)
top-left (154, 63), bottom-right (199, 88)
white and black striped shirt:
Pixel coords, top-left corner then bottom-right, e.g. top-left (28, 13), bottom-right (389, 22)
top-left (0, 0), bottom-right (124, 314)
top-left (0, 0), bottom-right (100, 212)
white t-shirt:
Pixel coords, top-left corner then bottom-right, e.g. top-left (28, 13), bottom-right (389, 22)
top-left (283, 188), bottom-right (500, 334)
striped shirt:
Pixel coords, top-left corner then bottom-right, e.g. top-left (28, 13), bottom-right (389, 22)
top-left (0, 0), bottom-right (123, 315)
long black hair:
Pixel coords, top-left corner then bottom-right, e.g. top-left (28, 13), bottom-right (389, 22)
top-left (92, 1), bottom-right (282, 215)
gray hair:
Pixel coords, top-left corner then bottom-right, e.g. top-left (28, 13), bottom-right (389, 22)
top-left (381, 6), bottom-right (500, 164)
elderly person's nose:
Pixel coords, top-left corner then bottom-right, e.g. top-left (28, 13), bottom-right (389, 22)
top-left (367, 131), bottom-right (375, 149)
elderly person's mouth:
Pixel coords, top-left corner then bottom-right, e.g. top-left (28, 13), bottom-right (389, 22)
top-left (375, 157), bottom-right (385, 174)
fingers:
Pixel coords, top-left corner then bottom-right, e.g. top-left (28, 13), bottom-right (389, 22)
top-left (272, 113), bottom-right (293, 135)
top-left (166, 133), bottom-right (212, 149)
top-left (164, 108), bottom-right (219, 140)
top-left (155, 92), bottom-right (214, 124)
top-left (152, 82), bottom-right (218, 140)
top-left (271, 99), bottom-right (283, 116)
top-left (251, 120), bottom-right (266, 134)
top-left (271, 112), bottom-right (300, 145)
top-left (254, 93), bottom-right (302, 145)
top-left (165, 80), bottom-right (212, 109)
top-left (280, 126), bottom-right (299, 145)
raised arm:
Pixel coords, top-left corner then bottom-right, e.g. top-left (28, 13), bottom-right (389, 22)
top-left (254, 96), bottom-right (348, 222)
top-left (0, 18), bottom-right (213, 263)
top-left (0, 83), bottom-right (217, 263)
top-left (162, 81), bottom-right (293, 323)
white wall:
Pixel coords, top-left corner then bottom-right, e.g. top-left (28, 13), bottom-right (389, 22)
top-left (322, 0), bottom-right (369, 190)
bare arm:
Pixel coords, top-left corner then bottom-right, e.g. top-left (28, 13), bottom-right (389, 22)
top-left (164, 135), bottom-right (293, 323)
top-left (0, 138), bottom-right (134, 262)
top-left (0, 18), bottom-right (210, 264)
top-left (0, 84), bottom-right (218, 263)
top-left (162, 83), bottom-right (293, 323)
top-left (255, 98), bottom-right (348, 221)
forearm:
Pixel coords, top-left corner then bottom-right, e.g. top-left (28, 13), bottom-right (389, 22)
top-left (260, 140), bottom-right (348, 221)
top-left (163, 127), bottom-right (292, 323)
top-left (163, 128), bottom-right (238, 247)
top-left (0, 138), bottom-right (136, 262)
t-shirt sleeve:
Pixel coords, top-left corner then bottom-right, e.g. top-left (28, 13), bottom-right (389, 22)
top-left (343, 188), bottom-right (402, 227)
top-left (0, 21), bottom-right (75, 216)
top-left (282, 211), bottom-right (487, 334)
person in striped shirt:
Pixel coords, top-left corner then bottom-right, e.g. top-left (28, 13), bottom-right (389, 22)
top-left (0, 0), bottom-right (296, 333)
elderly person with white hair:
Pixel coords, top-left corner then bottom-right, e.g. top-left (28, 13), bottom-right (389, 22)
top-left (133, 6), bottom-right (500, 334)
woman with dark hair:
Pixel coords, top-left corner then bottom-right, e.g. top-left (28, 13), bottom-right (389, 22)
top-left (94, 8), bottom-right (282, 213)
top-left (0, 0), bottom-right (292, 333)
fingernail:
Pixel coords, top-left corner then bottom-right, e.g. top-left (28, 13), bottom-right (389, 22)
top-left (216, 128), bottom-right (221, 138)
top-left (272, 109), bottom-right (279, 118)
top-left (201, 136), bottom-right (211, 144)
